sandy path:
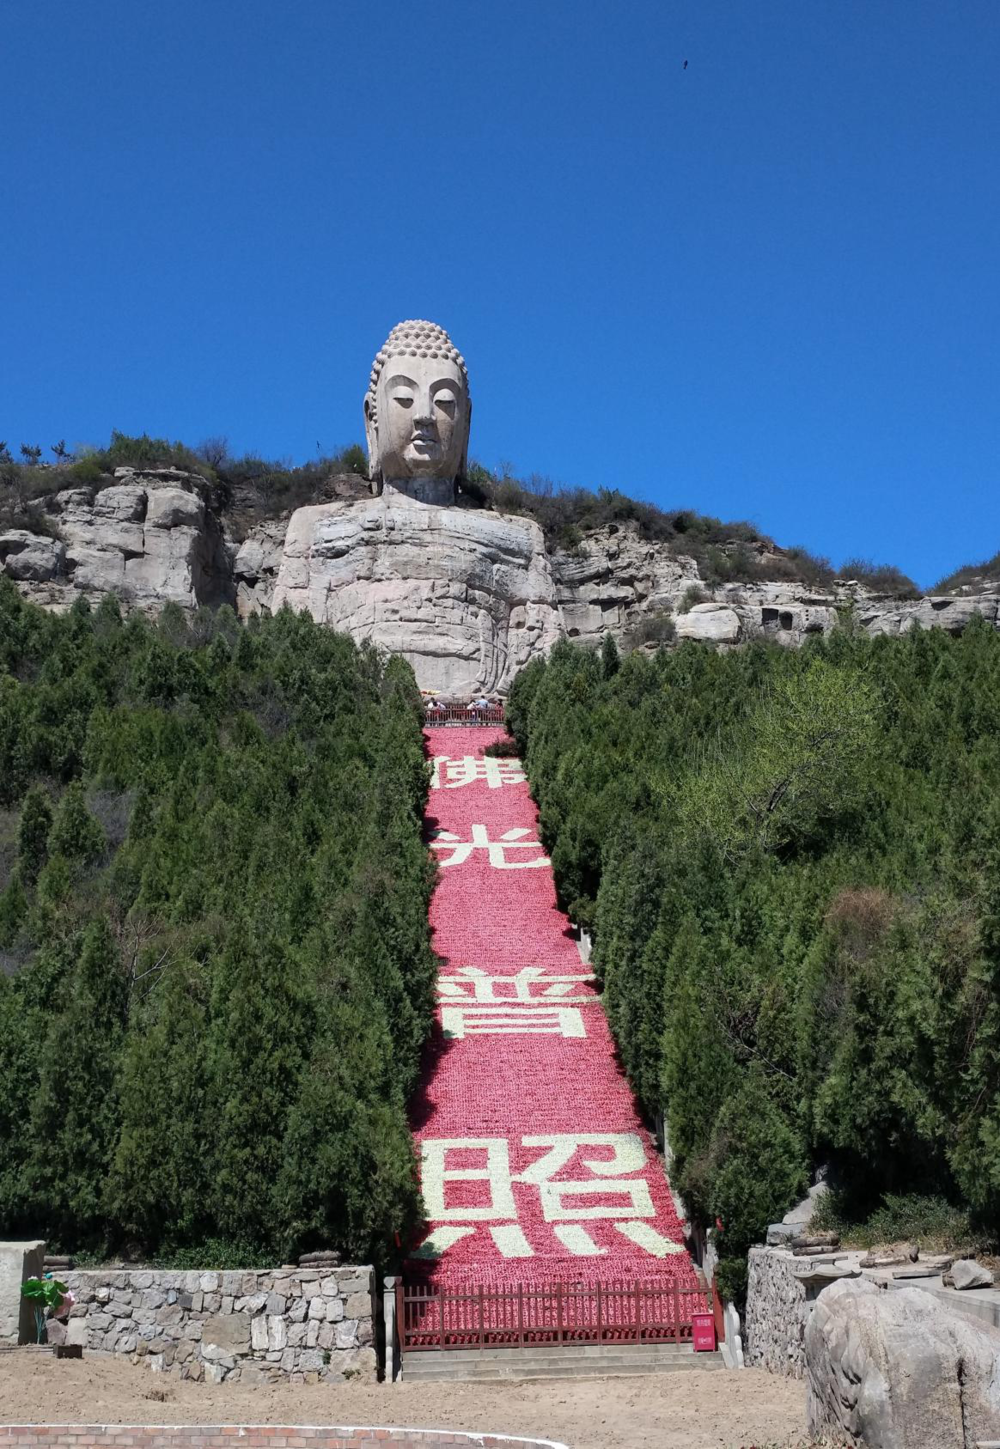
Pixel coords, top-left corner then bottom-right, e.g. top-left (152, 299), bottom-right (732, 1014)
top-left (0, 1355), bottom-right (808, 1449)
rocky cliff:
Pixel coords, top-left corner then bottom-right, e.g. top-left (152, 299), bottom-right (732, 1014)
top-left (3, 467), bottom-right (997, 694)
top-left (0, 467), bottom-right (230, 613)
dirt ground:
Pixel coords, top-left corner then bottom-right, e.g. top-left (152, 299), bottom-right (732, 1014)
top-left (0, 1353), bottom-right (809, 1449)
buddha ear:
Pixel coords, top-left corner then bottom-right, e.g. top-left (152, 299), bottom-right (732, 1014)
top-left (363, 394), bottom-right (382, 496)
top-left (457, 398), bottom-right (472, 488)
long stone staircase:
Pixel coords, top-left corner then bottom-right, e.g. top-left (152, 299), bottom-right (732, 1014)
top-left (399, 726), bottom-right (722, 1381)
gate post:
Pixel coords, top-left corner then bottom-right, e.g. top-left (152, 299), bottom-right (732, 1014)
top-left (384, 1276), bottom-right (401, 1382)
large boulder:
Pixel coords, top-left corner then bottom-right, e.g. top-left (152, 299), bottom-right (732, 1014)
top-left (806, 1277), bottom-right (1000, 1448)
top-left (675, 601), bottom-right (741, 644)
top-left (0, 1240), bottom-right (45, 1344)
top-left (0, 530), bottom-right (65, 582)
top-left (952, 1259), bottom-right (994, 1290)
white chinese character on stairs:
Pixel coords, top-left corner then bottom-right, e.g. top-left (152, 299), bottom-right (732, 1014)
top-left (416, 1133), bottom-right (687, 1260)
top-left (430, 756), bottom-right (526, 790)
top-left (437, 966), bottom-right (597, 1038)
top-left (429, 824), bottom-right (550, 869)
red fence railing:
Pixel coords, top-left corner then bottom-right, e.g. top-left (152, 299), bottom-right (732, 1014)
top-left (397, 1278), bottom-right (712, 1350)
top-left (423, 706), bottom-right (506, 726)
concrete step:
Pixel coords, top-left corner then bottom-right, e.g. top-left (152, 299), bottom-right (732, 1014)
top-left (400, 1338), bottom-right (698, 1362)
top-left (402, 1347), bottom-right (724, 1382)
top-left (400, 1333), bottom-right (698, 1356)
top-left (403, 1359), bottom-right (723, 1381)
top-left (405, 1350), bottom-right (700, 1369)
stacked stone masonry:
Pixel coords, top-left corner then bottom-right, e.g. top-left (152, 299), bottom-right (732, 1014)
top-left (0, 1433), bottom-right (565, 1449)
top-left (746, 1241), bottom-right (1000, 1389)
top-left (56, 1266), bottom-right (376, 1384)
top-left (744, 1246), bottom-right (810, 1378)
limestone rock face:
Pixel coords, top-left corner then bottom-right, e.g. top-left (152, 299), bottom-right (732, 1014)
top-left (806, 1277), bottom-right (1000, 1448)
top-left (5, 478), bottom-right (1000, 695)
top-left (858, 593), bottom-right (1000, 637)
top-left (717, 582), bottom-right (841, 645)
top-left (233, 518), bottom-right (287, 618)
top-left (0, 469), bottom-right (230, 613)
top-left (550, 525), bottom-right (700, 644)
top-left (675, 601), bottom-right (742, 644)
top-left (272, 493), bottom-right (563, 695)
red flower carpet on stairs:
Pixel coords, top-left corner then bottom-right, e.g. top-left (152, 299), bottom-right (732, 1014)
top-left (409, 726), bottom-right (697, 1294)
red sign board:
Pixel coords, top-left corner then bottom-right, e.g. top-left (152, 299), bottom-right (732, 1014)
top-left (692, 1312), bottom-right (716, 1352)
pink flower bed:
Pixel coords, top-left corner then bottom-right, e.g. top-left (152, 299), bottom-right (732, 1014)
top-left (411, 727), bottom-right (696, 1292)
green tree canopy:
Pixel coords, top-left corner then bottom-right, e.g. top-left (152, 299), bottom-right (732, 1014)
top-left (508, 618), bottom-right (1000, 1299)
top-left (0, 577), bottom-right (435, 1266)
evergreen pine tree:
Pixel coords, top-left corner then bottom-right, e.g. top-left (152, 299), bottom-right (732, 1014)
top-left (0, 877), bottom-right (28, 945)
top-left (108, 958), bottom-right (211, 1248)
top-left (17, 785), bottom-right (52, 882)
top-left (207, 923), bottom-right (310, 1251)
top-left (24, 920), bottom-right (126, 1243)
top-left (275, 1002), bottom-right (421, 1262)
top-left (48, 782), bottom-right (104, 863)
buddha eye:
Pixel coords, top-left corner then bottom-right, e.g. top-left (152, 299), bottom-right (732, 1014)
top-left (436, 397), bottom-right (456, 416)
top-left (392, 395), bottom-right (414, 409)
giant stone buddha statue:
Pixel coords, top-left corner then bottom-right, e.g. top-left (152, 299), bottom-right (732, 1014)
top-left (271, 319), bottom-right (562, 695)
top-left (364, 320), bottom-right (471, 505)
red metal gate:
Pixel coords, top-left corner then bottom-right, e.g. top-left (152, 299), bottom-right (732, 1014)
top-left (397, 1278), bottom-right (713, 1350)
top-left (424, 706), bottom-right (506, 726)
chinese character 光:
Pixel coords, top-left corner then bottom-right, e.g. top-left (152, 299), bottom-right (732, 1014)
top-left (429, 824), bottom-right (550, 869)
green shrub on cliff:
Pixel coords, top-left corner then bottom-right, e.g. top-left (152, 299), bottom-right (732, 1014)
top-left (507, 618), bottom-right (1000, 1299)
top-left (0, 579), bottom-right (435, 1265)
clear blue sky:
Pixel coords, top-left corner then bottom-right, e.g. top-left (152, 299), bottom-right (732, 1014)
top-left (2, 0), bottom-right (998, 588)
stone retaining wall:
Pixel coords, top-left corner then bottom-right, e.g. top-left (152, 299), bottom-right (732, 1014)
top-left (747, 1241), bottom-right (1000, 1385)
top-left (57, 1266), bottom-right (376, 1384)
top-left (0, 1431), bottom-right (567, 1449)
top-left (743, 1246), bottom-right (809, 1378)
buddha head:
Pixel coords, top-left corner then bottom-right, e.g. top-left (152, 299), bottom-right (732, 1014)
top-left (364, 320), bottom-right (471, 502)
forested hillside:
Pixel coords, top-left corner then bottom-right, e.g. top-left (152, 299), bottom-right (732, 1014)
top-left (0, 579), bottom-right (435, 1265)
top-left (507, 624), bottom-right (1000, 1300)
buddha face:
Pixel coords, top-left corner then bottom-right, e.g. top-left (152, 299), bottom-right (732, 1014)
top-left (367, 356), bottom-right (469, 482)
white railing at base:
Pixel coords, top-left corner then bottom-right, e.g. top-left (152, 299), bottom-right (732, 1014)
top-left (721, 1301), bottom-right (745, 1368)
